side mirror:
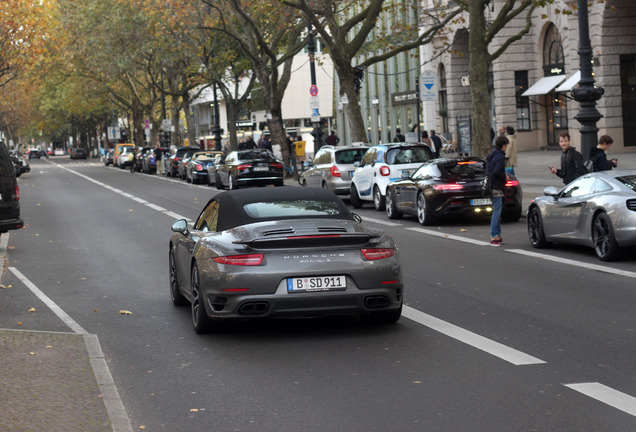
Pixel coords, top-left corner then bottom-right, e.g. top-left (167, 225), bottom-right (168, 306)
top-left (171, 219), bottom-right (189, 235)
top-left (543, 186), bottom-right (558, 197)
top-left (354, 161), bottom-right (361, 168)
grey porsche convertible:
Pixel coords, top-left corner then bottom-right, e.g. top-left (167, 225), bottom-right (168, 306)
top-left (169, 187), bottom-right (403, 333)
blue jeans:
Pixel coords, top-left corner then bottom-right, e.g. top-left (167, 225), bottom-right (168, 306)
top-left (490, 195), bottom-right (503, 238)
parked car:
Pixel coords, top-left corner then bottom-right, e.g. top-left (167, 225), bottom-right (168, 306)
top-left (169, 187), bottom-right (403, 333)
top-left (299, 145), bottom-right (368, 195)
top-left (38, 149), bottom-right (48, 158)
top-left (527, 170), bottom-right (636, 261)
top-left (28, 150), bottom-right (41, 159)
top-left (113, 143), bottom-right (135, 168)
top-left (9, 151), bottom-right (29, 176)
top-left (166, 146), bottom-right (200, 178)
top-left (350, 143), bottom-right (435, 211)
top-left (144, 147), bottom-right (168, 174)
top-left (0, 141), bottom-right (24, 233)
top-left (215, 149), bottom-right (284, 190)
top-left (53, 148), bottom-right (65, 156)
top-left (70, 148), bottom-right (87, 159)
top-left (131, 147), bottom-right (153, 173)
top-left (116, 147), bottom-right (135, 169)
top-left (185, 151), bottom-right (223, 184)
top-left (385, 157), bottom-right (523, 225)
top-left (103, 150), bottom-right (114, 166)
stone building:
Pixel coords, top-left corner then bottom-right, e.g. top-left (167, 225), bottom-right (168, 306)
top-left (420, 0), bottom-right (636, 154)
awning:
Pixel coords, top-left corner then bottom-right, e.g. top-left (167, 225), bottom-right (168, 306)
top-left (555, 70), bottom-right (581, 92)
top-left (521, 75), bottom-right (566, 96)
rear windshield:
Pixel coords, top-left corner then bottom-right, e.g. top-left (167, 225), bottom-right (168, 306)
top-left (617, 175), bottom-right (636, 191)
top-left (385, 146), bottom-right (433, 165)
top-left (243, 200), bottom-right (343, 218)
top-left (335, 149), bottom-right (366, 164)
top-left (238, 150), bottom-right (276, 161)
top-left (0, 142), bottom-right (15, 175)
top-left (439, 160), bottom-right (486, 178)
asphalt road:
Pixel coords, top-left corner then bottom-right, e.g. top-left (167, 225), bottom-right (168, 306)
top-left (1, 156), bottom-right (635, 431)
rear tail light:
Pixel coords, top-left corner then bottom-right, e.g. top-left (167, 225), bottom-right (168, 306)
top-left (16, 185), bottom-right (20, 200)
top-left (213, 254), bottom-right (263, 266)
top-left (433, 183), bottom-right (463, 190)
top-left (237, 164), bottom-right (252, 171)
top-left (270, 162), bottom-right (283, 169)
top-left (330, 165), bottom-right (341, 177)
top-left (361, 248), bottom-right (395, 260)
top-left (379, 166), bottom-right (390, 176)
top-left (505, 180), bottom-right (519, 187)
top-left (196, 164), bottom-right (203, 171)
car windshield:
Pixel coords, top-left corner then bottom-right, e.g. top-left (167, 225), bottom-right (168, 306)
top-left (617, 175), bottom-right (636, 191)
top-left (439, 160), bottom-right (486, 178)
top-left (385, 147), bottom-right (432, 165)
top-left (238, 150), bottom-right (275, 161)
top-left (335, 149), bottom-right (366, 164)
top-left (243, 200), bottom-right (342, 218)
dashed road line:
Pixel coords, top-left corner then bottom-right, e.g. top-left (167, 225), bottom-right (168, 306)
top-left (564, 382), bottom-right (636, 417)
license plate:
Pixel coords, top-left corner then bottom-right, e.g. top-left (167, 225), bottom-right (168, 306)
top-left (287, 275), bottom-right (347, 292)
top-left (349, 171), bottom-right (355, 177)
top-left (254, 166), bottom-right (268, 171)
top-left (471, 198), bottom-right (492, 206)
top-left (401, 170), bottom-right (411, 177)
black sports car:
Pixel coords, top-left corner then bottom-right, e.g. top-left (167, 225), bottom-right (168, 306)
top-left (385, 157), bottom-right (523, 225)
top-left (215, 149), bottom-right (284, 189)
top-left (169, 187), bottom-right (403, 333)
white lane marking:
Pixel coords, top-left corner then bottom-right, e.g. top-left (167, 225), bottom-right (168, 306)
top-left (403, 306), bottom-right (546, 366)
top-left (9, 267), bottom-right (87, 335)
top-left (564, 383), bottom-right (636, 417)
top-left (360, 215), bottom-right (402, 227)
top-left (0, 232), bottom-right (9, 277)
top-left (132, 197), bottom-right (148, 204)
top-left (84, 334), bottom-right (134, 432)
top-left (145, 203), bottom-right (167, 212)
top-left (507, 249), bottom-right (636, 279)
top-left (407, 227), bottom-right (490, 246)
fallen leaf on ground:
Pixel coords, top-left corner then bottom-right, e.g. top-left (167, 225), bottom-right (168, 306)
top-left (119, 310), bottom-right (132, 315)
top-left (28, 308), bottom-right (36, 312)
top-left (190, 409), bottom-right (199, 412)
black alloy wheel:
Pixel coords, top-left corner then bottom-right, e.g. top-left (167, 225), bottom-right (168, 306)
top-left (527, 206), bottom-right (550, 248)
top-left (593, 212), bottom-right (626, 261)
top-left (191, 264), bottom-right (212, 333)
top-left (169, 249), bottom-right (188, 306)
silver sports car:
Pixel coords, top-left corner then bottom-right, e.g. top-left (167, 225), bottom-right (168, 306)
top-left (169, 187), bottom-right (403, 333)
top-left (527, 170), bottom-right (636, 261)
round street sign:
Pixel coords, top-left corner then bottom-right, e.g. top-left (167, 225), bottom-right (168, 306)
top-left (309, 85), bottom-right (318, 97)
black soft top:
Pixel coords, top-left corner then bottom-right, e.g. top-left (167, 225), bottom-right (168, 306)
top-left (212, 187), bottom-right (354, 231)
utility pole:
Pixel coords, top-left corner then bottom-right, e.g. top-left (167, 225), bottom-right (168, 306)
top-left (308, 20), bottom-right (324, 160)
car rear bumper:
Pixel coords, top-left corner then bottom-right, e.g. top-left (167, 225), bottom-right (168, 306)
top-left (0, 217), bottom-right (24, 233)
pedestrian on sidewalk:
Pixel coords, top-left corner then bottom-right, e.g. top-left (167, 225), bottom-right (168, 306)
top-left (504, 126), bottom-right (518, 175)
top-left (487, 136), bottom-right (508, 246)
top-left (326, 131), bottom-right (340, 146)
top-left (549, 132), bottom-right (588, 184)
top-left (430, 129), bottom-right (442, 158)
top-left (589, 135), bottom-right (618, 172)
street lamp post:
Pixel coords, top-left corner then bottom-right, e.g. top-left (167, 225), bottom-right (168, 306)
top-left (308, 20), bottom-right (324, 156)
top-left (571, 0), bottom-right (604, 159)
top-left (212, 81), bottom-right (223, 151)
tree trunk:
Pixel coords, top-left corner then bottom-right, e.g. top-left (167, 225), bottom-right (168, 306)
top-left (468, 1), bottom-right (492, 159)
top-left (340, 76), bottom-right (368, 143)
top-left (225, 102), bottom-right (239, 152)
top-left (182, 93), bottom-right (197, 148)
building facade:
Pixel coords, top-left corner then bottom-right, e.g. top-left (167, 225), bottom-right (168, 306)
top-left (419, 0), bottom-right (636, 155)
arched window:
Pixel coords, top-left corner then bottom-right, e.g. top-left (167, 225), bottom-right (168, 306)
top-left (543, 24), bottom-right (565, 76)
top-left (438, 63), bottom-right (448, 133)
top-left (542, 23), bottom-right (567, 146)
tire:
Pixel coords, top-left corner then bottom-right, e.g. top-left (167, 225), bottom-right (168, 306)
top-left (527, 206), bottom-right (550, 248)
top-left (215, 173), bottom-right (224, 190)
top-left (169, 249), bottom-right (188, 306)
top-left (360, 304), bottom-right (402, 325)
top-left (229, 174), bottom-right (238, 190)
top-left (350, 183), bottom-right (363, 209)
top-left (191, 264), bottom-right (212, 334)
top-left (385, 189), bottom-right (403, 220)
top-left (593, 212), bottom-right (626, 261)
top-left (416, 192), bottom-right (436, 226)
top-left (373, 185), bottom-right (385, 211)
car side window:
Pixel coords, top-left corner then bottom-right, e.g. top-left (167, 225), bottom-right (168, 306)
top-left (314, 150), bottom-right (327, 164)
top-left (361, 149), bottom-right (375, 167)
top-left (561, 177), bottom-right (596, 198)
top-left (591, 178), bottom-right (613, 194)
top-left (195, 201), bottom-right (220, 232)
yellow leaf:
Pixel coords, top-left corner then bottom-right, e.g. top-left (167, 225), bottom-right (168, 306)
top-left (17, 321), bottom-right (22, 326)
top-left (28, 307), bottom-right (36, 312)
top-left (139, 426), bottom-right (146, 430)
top-left (29, 352), bottom-right (37, 355)
top-left (190, 409), bottom-right (199, 412)
top-left (119, 310), bottom-right (133, 315)
top-left (0, 284), bottom-right (6, 289)
top-left (129, 209), bottom-right (134, 212)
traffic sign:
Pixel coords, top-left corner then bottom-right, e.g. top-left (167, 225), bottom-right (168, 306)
top-left (309, 85), bottom-right (319, 97)
top-left (420, 70), bottom-right (437, 102)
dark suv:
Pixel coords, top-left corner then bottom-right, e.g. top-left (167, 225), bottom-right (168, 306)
top-left (0, 142), bottom-right (23, 234)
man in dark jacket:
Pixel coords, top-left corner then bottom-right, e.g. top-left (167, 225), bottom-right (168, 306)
top-left (589, 135), bottom-right (618, 172)
top-left (430, 129), bottom-right (442, 158)
top-left (549, 132), bottom-right (587, 184)
top-left (486, 136), bottom-right (508, 246)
